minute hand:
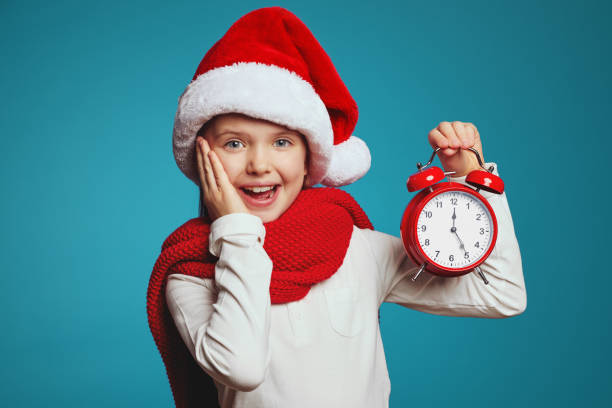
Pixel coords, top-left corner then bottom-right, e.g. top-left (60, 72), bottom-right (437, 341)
top-left (450, 208), bottom-right (466, 252)
top-left (452, 229), bottom-right (466, 251)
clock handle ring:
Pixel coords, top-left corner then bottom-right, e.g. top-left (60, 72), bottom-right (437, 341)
top-left (416, 148), bottom-right (442, 170)
top-left (466, 147), bottom-right (495, 173)
top-left (418, 147), bottom-right (495, 173)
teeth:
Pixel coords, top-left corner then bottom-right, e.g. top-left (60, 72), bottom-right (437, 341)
top-left (244, 185), bottom-right (275, 193)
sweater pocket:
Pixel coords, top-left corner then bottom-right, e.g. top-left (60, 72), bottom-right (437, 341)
top-left (324, 287), bottom-right (364, 337)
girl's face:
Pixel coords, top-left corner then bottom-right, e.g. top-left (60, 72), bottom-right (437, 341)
top-left (203, 113), bottom-right (308, 223)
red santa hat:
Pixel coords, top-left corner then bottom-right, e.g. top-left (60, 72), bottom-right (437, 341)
top-left (173, 6), bottom-right (371, 187)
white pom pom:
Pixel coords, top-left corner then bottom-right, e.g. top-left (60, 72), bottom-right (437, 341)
top-left (321, 135), bottom-right (371, 186)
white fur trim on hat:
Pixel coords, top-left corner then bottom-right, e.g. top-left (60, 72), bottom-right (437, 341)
top-left (172, 61), bottom-right (370, 187)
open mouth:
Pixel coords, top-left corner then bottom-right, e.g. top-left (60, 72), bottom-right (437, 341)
top-left (240, 185), bottom-right (279, 201)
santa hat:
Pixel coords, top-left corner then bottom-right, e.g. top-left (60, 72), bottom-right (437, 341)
top-left (172, 6), bottom-right (371, 187)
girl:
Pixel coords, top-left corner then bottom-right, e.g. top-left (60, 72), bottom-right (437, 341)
top-left (147, 7), bottom-right (526, 408)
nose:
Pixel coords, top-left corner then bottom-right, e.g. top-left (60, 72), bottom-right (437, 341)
top-left (246, 145), bottom-right (271, 175)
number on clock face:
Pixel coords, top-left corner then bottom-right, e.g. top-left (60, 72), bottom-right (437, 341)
top-left (416, 191), bottom-right (493, 269)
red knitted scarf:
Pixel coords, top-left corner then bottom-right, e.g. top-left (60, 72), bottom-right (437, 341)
top-left (146, 187), bottom-right (373, 408)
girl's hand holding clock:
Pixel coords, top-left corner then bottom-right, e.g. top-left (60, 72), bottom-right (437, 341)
top-left (428, 121), bottom-right (485, 177)
top-left (196, 136), bottom-right (248, 221)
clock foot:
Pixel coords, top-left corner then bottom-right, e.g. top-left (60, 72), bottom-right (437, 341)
top-left (475, 266), bottom-right (489, 285)
top-left (412, 263), bottom-right (427, 282)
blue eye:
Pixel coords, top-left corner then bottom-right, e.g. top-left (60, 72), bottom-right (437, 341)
top-left (225, 140), bottom-right (244, 149)
top-left (274, 139), bottom-right (292, 147)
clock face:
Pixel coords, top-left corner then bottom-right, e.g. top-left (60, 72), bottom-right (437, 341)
top-left (416, 190), bottom-right (494, 269)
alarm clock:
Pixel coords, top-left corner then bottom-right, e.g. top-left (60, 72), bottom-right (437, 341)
top-left (400, 147), bottom-right (504, 285)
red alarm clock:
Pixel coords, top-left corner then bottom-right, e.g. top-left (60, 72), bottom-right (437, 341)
top-left (400, 147), bottom-right (504, 285)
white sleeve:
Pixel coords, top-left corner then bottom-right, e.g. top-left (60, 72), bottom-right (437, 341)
top-left (165, 212), bottom-right (273, 391)
top-left (368, 162), bottom-right (527, 318)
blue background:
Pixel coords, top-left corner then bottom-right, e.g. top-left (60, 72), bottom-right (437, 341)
top-left (1, 0), bottom-right (609, 406)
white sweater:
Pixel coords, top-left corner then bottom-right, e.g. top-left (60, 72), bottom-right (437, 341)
top-left (165, 163), bottom-right (526, 408)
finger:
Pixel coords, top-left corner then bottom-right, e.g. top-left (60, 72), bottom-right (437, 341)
top-left (462, 124), bottom-right (475, 147)
top-left (466, 122), bottom-right (481, 143)
top-left (452, 121), bottom-right (470, 148)
top-left (201, 139), bottom-right (219, 193)
top-left (438, 121), bottom-right (461, 150)
top-left (465, 123), bottom-right (484, 161)
top-left (428, 128), bottom-right (449, 150)
top-left (464, 127), bottom-right (481, 162)
top-left (195, 138), bottom-right (209, 195)
top-left (207, 150), bottom-right (231, 190)
top-left (200, 136), bottom-right (211, 155)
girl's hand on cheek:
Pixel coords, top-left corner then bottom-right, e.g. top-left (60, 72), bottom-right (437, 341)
top-left (196, 137), bottom-right (249, 221)
top-left (427, 121), bottom-right (484, 177)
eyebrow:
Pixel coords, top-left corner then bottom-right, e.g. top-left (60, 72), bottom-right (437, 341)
top-left (215, 129), bottom-right (298, 137)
